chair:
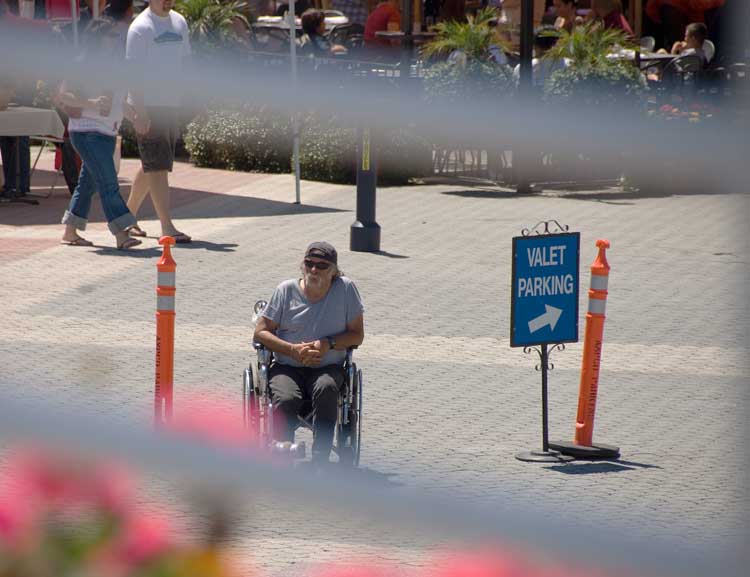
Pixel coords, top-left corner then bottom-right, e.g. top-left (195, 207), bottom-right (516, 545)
top-left (328, 22), bottom-right (365, 48)
top-left (702, 39), bottom-right (715, 64)
top-left (661, 53), bottom-right (704, 95)
top-left (640, 36), bottom-right (656, 52)
top-left (251, 25), bottom-right (296, 53)
top-left (45, 0), bottom-right (79, 20)
top-left (242, 300), bottom-right (363, 466)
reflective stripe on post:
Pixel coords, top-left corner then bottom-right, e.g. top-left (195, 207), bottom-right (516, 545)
top-left (155, 236), bottom-right (176, 427)
top-left (574, 239), bottom-right (610, 447)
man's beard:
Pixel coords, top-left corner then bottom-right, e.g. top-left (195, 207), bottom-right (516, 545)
top-left (305, 272), bottom-right (326, 288)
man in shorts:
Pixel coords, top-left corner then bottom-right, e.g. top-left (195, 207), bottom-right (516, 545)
top-left (254, 242), bottom-right (365, 465)
top-left (125, 0), bottom-right (191, 243)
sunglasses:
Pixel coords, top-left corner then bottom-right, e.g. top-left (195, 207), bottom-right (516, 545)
top-left (304, 259), bottom-right (331, 271)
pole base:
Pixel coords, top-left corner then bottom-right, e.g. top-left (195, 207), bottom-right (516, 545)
top-left (515, 450), bottom-right (575, 463)
top-left (350, 221), bottom-right (381, 253)
top-left (548, 441), bottom-right (620, 460)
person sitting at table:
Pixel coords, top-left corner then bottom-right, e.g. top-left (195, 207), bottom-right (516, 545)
top-left (670, 21), bottom-right (708, 65)
top-left (553, 0), bottom-right (581, 33)
top-left (364, 0), bottom-right (400, 46)
top-left (591, 0), bottom-right (634, 36)
top-left (298, 8), bottom-right (348, 56)
top-left (0, 0), bottom-right (46, 199)
top-left (512, 26), bottom-right (567, 89)
top-left (57, 19), bottom-right (142, 249)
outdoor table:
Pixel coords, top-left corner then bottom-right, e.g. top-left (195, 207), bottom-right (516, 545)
top-left (255, 15), bottom-right (348, 33)
top-left (0, 106), bottom-right (65, 206)
top-left (607, 49), bottom-right (676, 70)
top-left (373, 31), bottom-right (437, 44)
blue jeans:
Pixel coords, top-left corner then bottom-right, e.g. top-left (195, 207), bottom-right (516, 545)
top-left (62, 131), bottom-right (135, 235)
top-left (0, 136), bottom-right (30, 194)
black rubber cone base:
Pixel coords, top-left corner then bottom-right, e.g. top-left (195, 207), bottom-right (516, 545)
top-left (549, 440), bottom-right (620, 460)
top-left (516, 450), bottom-right (575, 463)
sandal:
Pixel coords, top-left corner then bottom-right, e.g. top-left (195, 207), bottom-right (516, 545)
top-left (61, 237), bottom-right (94, 247)
top-left (129, 224), bottom-right (147, 237)
top-left (117, 237), bottom-right (142, 250)
top-left (172, 232), bottom-right (192, 244)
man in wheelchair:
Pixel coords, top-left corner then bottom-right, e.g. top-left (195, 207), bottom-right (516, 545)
top-left (253, 242), bottom-right (365, 465)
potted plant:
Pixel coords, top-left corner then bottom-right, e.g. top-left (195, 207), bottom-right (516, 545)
top-left (542, 22), bottom-right (647, 106)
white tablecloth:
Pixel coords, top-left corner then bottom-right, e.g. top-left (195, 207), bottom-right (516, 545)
top-left (0, 106), bottom-right (65, 139)
top-left (256, 15), bottom-right (348, 31)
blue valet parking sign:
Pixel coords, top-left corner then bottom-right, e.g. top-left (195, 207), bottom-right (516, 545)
top-left (511, 232), bottom-right (580, 347)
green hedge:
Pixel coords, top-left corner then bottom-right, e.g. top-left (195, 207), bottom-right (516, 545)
top-left (183, 106), bottom-right (432, 185)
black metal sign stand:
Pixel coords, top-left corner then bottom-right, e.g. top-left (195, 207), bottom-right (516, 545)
top-left (515, 220), bottom-right (574, 463)
top-left (350, 126), bottom-right (381, 253)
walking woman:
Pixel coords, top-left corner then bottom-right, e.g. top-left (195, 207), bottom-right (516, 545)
top-left (58, 18), bottom-right (141, 250)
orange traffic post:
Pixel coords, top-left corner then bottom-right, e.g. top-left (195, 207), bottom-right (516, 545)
top-left (154, 236), bottom-right (176, 427)
top-left (550, 240), bottom-right (620, 459)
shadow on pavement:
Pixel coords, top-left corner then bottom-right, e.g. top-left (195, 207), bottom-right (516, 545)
top-left (545, 457), bottom-right (663, 474)
top-left (169, 240), bottom-right (239, 252)
top-left (544, 462), bottom-right (637, 475)
top-left (0, 170), bottom-right (346, 227)
top-left (373, 250), bottom-right (409, 259)
top-left (442, 189), bottom-right (518, 199)
top-left (91, 245), bottom-right (162, 258)
top-left (338, 466), bottom-right (403, 488)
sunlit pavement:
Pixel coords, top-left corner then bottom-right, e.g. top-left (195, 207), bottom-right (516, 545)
top-left (1, 149), bottom-right (748, 576)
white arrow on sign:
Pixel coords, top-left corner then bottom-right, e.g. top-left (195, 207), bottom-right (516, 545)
top-left (528, 305), bottom-right (563, 334)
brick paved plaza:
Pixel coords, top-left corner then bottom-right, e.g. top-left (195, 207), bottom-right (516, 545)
top-left (1, 151), bottom-right (748, 576)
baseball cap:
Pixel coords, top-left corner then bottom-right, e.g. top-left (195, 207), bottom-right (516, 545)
top-left (305, 241), bottom-right (337, 264)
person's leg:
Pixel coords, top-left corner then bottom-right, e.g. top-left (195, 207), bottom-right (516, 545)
top-left (126, 166), bottom-right (149, 218)
top-left (144, 170), bottom-right (184, 237)
top-left (60, 137), bottom-right (80, 195)
top-left (18, 137), bottom-right (30, 193)
top-left (133, 107), bottom-right (189, 240)
top-left (61, 133), bottom-right (97, 244)
top-left (78, 132), bottom-right (138, 246)
top-left (308, 365), bottom-right (344, 463)
top-left (0, 136), bottom-right (17, 193)
top-left (268, 364), bottom-right (305, 443)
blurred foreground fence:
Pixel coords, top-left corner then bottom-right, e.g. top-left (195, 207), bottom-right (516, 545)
top-left (0, 390), bottom-right (746, 577)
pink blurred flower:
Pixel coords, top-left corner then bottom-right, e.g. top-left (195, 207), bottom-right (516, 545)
top-left (111, 511), bottom-right (173, 564)
top-left (425, 550), bottom-right (530, 577)
top-left (0, 488), bottom-right (38, 549)
top-left (87, 463), bottom-right (135, 515)
top-left (167, 394), bottom-right (259, 451)
top-left (309, 564), bottom-right (395, 577)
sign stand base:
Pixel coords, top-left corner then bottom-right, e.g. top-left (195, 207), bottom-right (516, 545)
top-left (548, 440), bottom-right (620, 459)
top-left (516, 449), bottom-right (574, 463)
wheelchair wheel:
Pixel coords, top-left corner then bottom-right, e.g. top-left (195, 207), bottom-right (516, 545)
top-left (242, 365), bottom-right (260, 441)
top-left (336, 364), bottom-right (362, 467)
top-left (352, 367), bottom-right (362, 467)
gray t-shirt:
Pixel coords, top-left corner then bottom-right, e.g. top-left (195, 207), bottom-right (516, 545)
top-left (262, 276), bottom-right (364, 367)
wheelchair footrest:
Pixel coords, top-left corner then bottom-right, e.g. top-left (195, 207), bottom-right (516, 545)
top-left (271, 441), bottom-right (306, 459)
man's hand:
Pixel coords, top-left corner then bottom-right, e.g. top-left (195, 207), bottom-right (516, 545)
top-left (311, 339), bottom-right (331, 354)
top-left (290, 342), bottom-right (323, 366)
top-left (671, 41), bottom-right (686, 55)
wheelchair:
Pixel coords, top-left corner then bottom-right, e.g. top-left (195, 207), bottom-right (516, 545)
top-left (242, 300), bottom-right (363, 466)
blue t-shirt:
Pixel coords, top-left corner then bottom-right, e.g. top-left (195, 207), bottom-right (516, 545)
top-left (262, 276), bottom-right (364, 367)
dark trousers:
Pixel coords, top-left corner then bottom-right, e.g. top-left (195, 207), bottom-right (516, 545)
top-left (269, 363), bottom-right (344, 462)
top-left (0, 136), bottom-right (30, 194)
